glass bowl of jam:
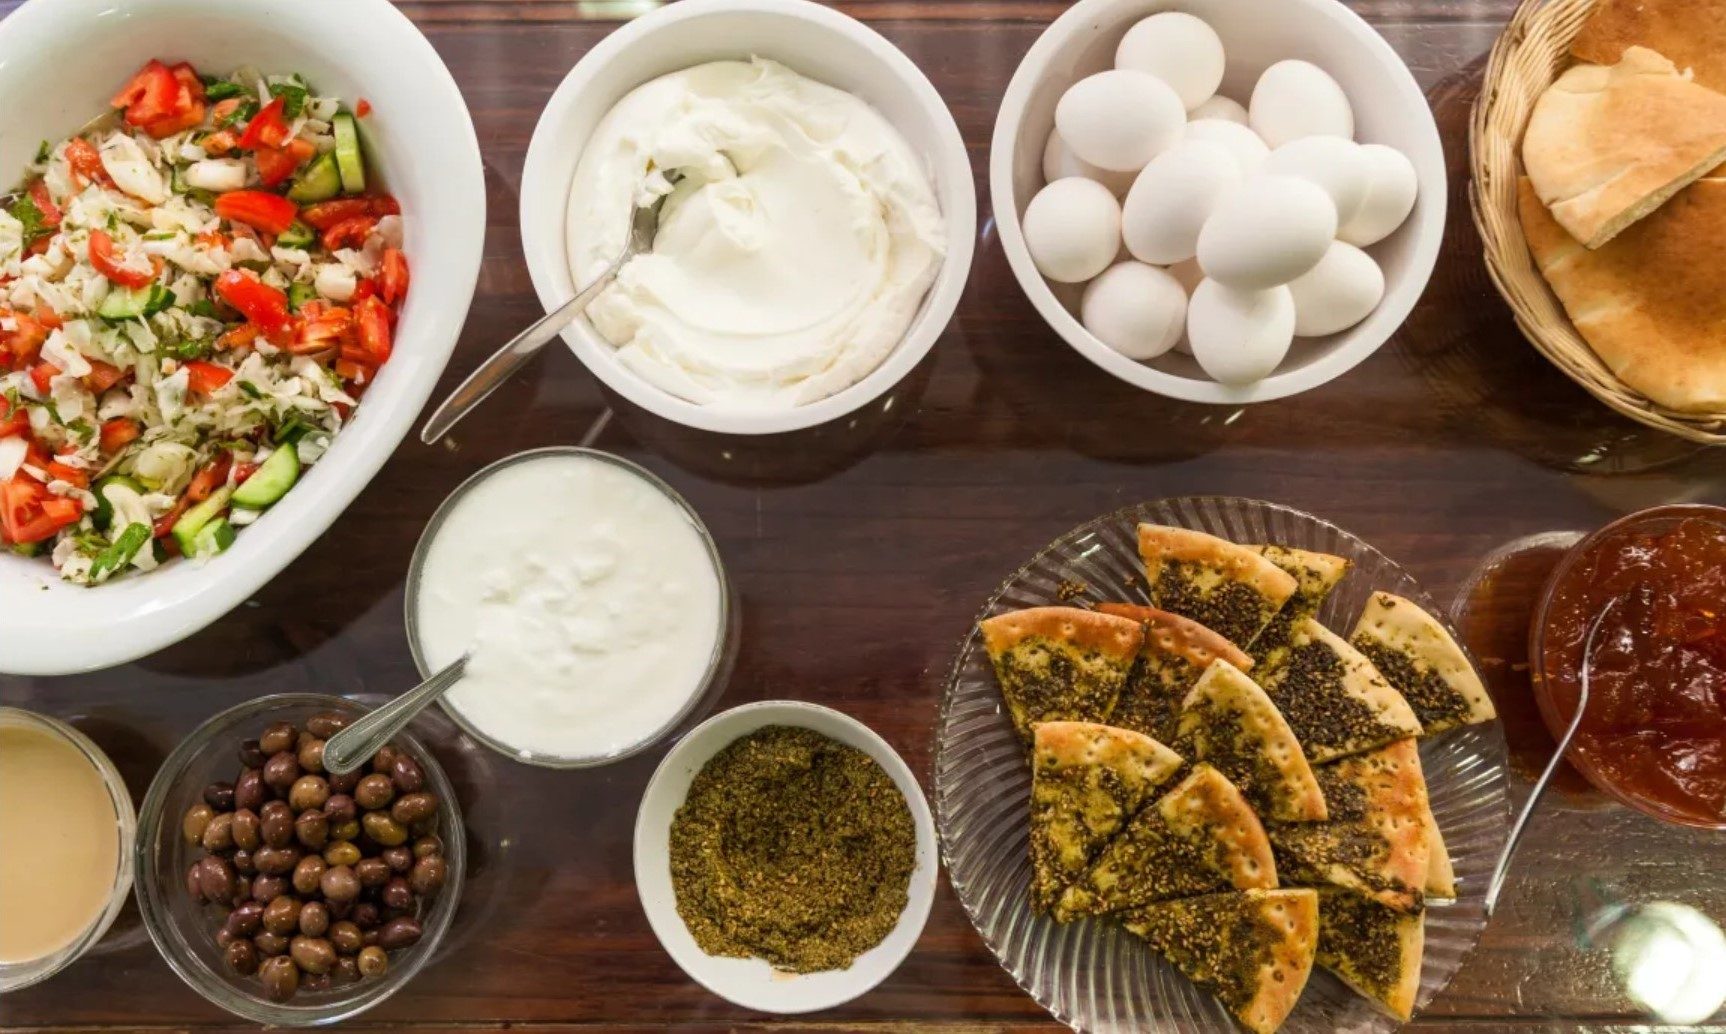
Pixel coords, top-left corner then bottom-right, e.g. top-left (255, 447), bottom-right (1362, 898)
top-left (1531, 504), bottom-right (1726, 829)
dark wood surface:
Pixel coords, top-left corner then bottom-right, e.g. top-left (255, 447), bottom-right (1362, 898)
top-left (4, 0), bottom-right (1725, 1029)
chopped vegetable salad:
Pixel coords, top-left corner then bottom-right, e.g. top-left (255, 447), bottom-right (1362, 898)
top-left (0, 59), bottom-right (409, 583)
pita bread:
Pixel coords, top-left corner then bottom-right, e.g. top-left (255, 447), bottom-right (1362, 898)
top-left (1096, 603), bottom-right (1254, 743)
top-left (1316, 889), bottom-right (1425, 1022)
top-left (1518, 175), bottom-right (1726, 411)
top-left (1270, 739), bottom-right (1432, 913)
top-left (1139, 525), bottom-right (1299, 648)
top-left (1350, 591), bottom-right (1496, 734)
top-left (1522, 46), bottom-right (1726, 248)
top-left (1572, 0), bottom-right (1726, 95)
top-left (1423, 807), bottom-right (1456, 899)
top-left (1122, 888), bottom-right (1319, 1034)
top-left (1056, 764), bottom-right (1277, 919)
top-left (1249, 546), bottom-right (1351, 675)
top-left (1260, 618), bottom-right (1423, 764)
top-left (1178, 659), bottom-right (1328, 823)
top-left (980, 607), bottom-right (1144, 742)
top-left (1028, 722), bottom-right (1185, 913)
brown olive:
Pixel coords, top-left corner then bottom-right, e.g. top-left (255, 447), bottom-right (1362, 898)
top-left (326, 897), bottom-right (353, 921)
top-left (182, 803), bottom-right (215, 844)
top-left (288, 775), bottom-right (330, 812)
top-left (354, 857), bottom-right (390, 889)
top-left (200, 812), bottom-right (235, 853)
top-left (412, 835), bottom-right (443, 860)
top-left (350, 902), bottom-right (380, 930)
top-left (290, 935), bottom-right (337, 975)
top-left (232, 875), bottom-right (253, 906)
top-left (203, 781), bottom-right (236, 811)
top-left (301, 971), bottom-right (333, 994)
top-left (292, 855), bottom-right (326, 896)
top-left (263, 751), bottom-right (301, 792)
top-left (408, 855), bottom-right (447, 896)
top-left (376, 916), bottom-right (423, 950)
top-left (261, 804), bottom-right (294, 849)
top-left (381, 845), bottom-right (413, 874)
top-left (197, 856), bottom-right (236, 903)
top-left (332, 955), bottom-right (361, 985)
top-left (329, 820), bottom-right (361, 843)
top-left (224, 937), bottom-right (260, 976)
top-left (322, 793), bottom-right (357, 825)
top-left (353, 773), bottom-right (394, 810)
top-left (389, 754), bottom-right (425, 794)
top-left (298, 900), bottom-right (330, 937)
top-left (254, 845), bottom-right (301, 876)
top-left (323, 841), bottom-right (361, 868)
top-left (389, 792), bottom-right (437, 826)
top-left (410, 815), bottom-right (440, 839)
top-left (320, 864), bottom-right (361, 903)
top-left (262, 895), bottom-right (301, 936)
top-left (238, 738), bottom-right (268, 769)
top-left (251, 874), bottom-right (289, 904)
top-left (380, 876), bottom-right (414, 911)
top-left (361, 812), bottom-right (408, 847)
top-left (225, 900), bottom-right (264, 937)
top-left (253, 930), bottom-right (289, 957)
top-left (297, 737), bottom-right (326, 774)
top-left (235, 768), bottom-right (269, 812)
top-left (328, 920), bottom-right (364, 955)
top-left (259, 721), bottom-right (297, 756)
top-left (259, 954), bottom-right (299, 1001)
top-left (185, 861), bottom-right (206, 901)
top-left (306, 712), bottom-right (349, 739)
top-left (326, 769), bottom-right (360, 795)
top-left (232, 849), bottom-right (255, 876)
top-left (356, 945), bottom-right (389, 979)
top-left (370, 744), bottom-right (399, 775)
top-left (230, 808), bottom-right (261, 851)
top-left (294, 809), bottom-right (329, 850)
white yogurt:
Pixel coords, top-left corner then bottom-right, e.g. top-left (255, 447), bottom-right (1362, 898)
top-left (413, 452), bottom-right (723, 760)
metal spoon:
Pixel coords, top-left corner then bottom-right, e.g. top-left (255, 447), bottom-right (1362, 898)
top-left (322, 655), bottom-right (469, 776)
top-left (419, 175), bottom-right (680, 445)
top-left (1484, 594), bottom-right (1624, 916)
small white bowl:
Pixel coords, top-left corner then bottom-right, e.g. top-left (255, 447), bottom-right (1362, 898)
top-left (633, 700), bottom-right (938, 1013)
top-left (991, 0), bottom-right (1445, 404)
top-left (519, 0), bottom-right (976, 436)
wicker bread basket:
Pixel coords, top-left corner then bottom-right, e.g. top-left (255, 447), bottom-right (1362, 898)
top-left (1471, 0), bottom-right (1726, 445)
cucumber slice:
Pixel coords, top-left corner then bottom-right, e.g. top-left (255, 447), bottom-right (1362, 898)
top-left (287, 281), bottom-right (317, 312)
top-left (89, 522), bottom-right (150, 581)
top-left (170, 485), bottom-right (233, 556)
top-left (98, 284), bottom-right (175, 322)
top-left (332, 113), bottom-right (365, 193)
top-left (191, 517), bottom-right (236, 558)
top-left (90, 475), bottom-right (146, 532)
top-left (277, 219), bottom-right (317, 249)
top-left (287, 152), bottom-right (342, 204)
top-left (231, 446), bottom-right (299, 509)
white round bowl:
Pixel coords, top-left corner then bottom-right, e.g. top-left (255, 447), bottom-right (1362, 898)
top-left (991, 0), bottom-right (1445, 404)
top-left (0, 0), bottom-right (485, 676)
top-left (519, 0), bottom-right (976, 435)
top-left (633, 700), bottom-right (938, 1013)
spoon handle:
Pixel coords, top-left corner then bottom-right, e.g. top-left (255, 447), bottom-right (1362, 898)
top-left (323, 656), bottom-right (470, 776)
top-left (419, 265), bottom-right (623, 446)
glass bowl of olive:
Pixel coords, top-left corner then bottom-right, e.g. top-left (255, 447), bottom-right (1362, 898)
top-left (134, 693), bottom-right (465, 1025)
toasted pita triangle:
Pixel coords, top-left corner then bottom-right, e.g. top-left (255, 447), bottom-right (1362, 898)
top-left (1123, 888), bottom-right (1319, 1034)
top-left (1028, 721), bottom-right (1184, 913)
top-left (1350, 592), bottom-right (1496, 734)
top-left (1316, 889), bottom-right (1425, 1021)
top-left (1270, 739), bottom-right (1432, 912)
top-left (1096, 603), bottom-right (1254, 743)
top-left (1423, 807), bottom-right (1456, 899)
top-left (1056, 763), bottom-right (1277, 919)
top-left (1139, 525), bottom-right (1298, 648)
top-left (1249, 546), bottom-right (1351, 675)
top-left (1260, 618), bottom-right (1423, 764)
top-left (980, 606), bottom-right (1144, 743)
top-left (1179, 659), bottom-right (1327, 822)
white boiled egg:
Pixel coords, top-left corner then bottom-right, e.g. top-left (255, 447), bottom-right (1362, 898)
top-left (1197, 175), bottom-right (1337, 290)
top-left (1121, 140), bottom-right (1240, 265)
top-left (1188, 279), bottom-right (1295, 385)
top-left (1287, 241), bottom-right (1385, 336)
top-left (1189, 95), bottom-right (1248, 124)
top-left (1249, 60), bottom-right (1354, 148)
top-left (1184, 119), bottom-right (1269, 177)
top-left (1167, 258), bottom-right (1203, 354)
top-left (1056, 70), bottom-right (1186, 172)
top-left (1114, 12), bottom-right (1226, 111)
top-left (1339, 143), bottom-right (1419, 246)
top-left (1261, 136), bottom-right (1369, 226)
top-left (1042, 127), bottom-right (1138, 195)
top-left (1022, 177), bottom-right (1122, 283)
top-left (1081, 261), bottom-right (1188, 360)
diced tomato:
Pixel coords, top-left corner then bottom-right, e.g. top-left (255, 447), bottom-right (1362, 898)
top-left (214, 191), bottom-right (299, 235)
top-left (1, 476), bottom-right (81, 545)
top-left (216, 323), bottom-right (260, 352)
top-left (99, 418), bottom-right (141, 454)
top-left (293, 304), bottom-right (353, 355)
top-left (28, 363), bottom-right (58, 394)
top-left (213, 270), bottom-right (293, 338)
top-left (353, 296), bottom-right (393, 366)
top-left (34, 305), bottom-right (63, 331)
top-left (45, 459), bottom-right (89, 489)
top-left (350, 278), bottom-right (377, 305)
top-left (253, 138), bottom-right (316, 188)
top-left (110, 59), bottom-right (178, 116)
top-left (152, 498), bottom-right (186, 539)
top-left (64, 138), bottom-right (112, 190)
top-left (83, 360), bottom-right (126, 394)
top-left (237, 94), bottom-right (291, 151)
top-left (88, 229), bottom-right (161, 289)
top-left (378, 249), bottom-right (409, 306)
top-left (322, 217), bottom-right (376, 252)
top-left (355, 98), bottom-right (372, 119)
top-left (184, 359), bottom-right (234, 396)
top-left (27, 181), bottom-right (61, 230)
top-left (136, 62), bottom-right (207, 137)
top-left (232, 461), bottom-right (259, 485)
top-left (0, 397), bottom-right (27, 439)
top-left (185, 453), bottom-right (232, 503)
top-left (301, 195), bottom-right (397, 230)
top-left (1, 311), bottom-right (49, 367)
top-left (202, 129), bottom-right (239, 157)
top-left (333, 358), bottom-right (370, 385)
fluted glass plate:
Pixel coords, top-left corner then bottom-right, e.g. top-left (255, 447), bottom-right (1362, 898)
top-left (934, 497), bottom-right (1510, 1033)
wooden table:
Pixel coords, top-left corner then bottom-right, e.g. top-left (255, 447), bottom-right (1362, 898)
top-left (4, 0), bottom-right (1724, 1030)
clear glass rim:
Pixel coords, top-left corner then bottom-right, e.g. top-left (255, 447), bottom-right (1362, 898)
top-left (402, 446), bottom-right (733, 769)
top-left (132, 692), bottom-right (467, 1026)
top-left (0, 707), bottom-right (137, 993)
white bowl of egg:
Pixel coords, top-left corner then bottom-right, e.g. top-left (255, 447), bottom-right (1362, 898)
top-left (991, 0), bottom-right (1445, 403)
top-left (519, 0), bottom-right (976, 435)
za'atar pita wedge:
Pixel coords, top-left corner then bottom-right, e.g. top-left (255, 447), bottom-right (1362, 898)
top-left (1178, 659), bottom-right (1327, 823)
top-left (1522, 45), bottom-right (1726, 248)
top-left (1096, 603), bottom-right (1254, 744)
top-left (1572, 0), bottom-right (1726, 95)
top-left (1056, 763), bottom-right (1276, 919)
top-left (1259, 618), bottom-right (1423, 764)
top-left (1122, 888), bottom-right (1319, 1034)
top-left (1350, 591), bottom-right (1496, 734)
top-left (980, 606), bottom-right (1143, 743)
top-left (1248, 546), bottom-right (1351, 675)
top-left (1316, 888), bottom-right (1426, 1022)
top-left (1027, 722), bottom-right (1184, 913)
top-left (1139, 525), bottom-right (1299, 648)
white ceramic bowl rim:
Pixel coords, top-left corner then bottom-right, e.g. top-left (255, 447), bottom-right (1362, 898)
top-left (519, 0), bottom-right (977, 435)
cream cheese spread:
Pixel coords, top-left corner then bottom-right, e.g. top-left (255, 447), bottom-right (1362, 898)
top-left (565, 58), bottom-right (946, 410)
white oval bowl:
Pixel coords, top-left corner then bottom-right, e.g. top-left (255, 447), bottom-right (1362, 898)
top-left (519, 0), bottom-right (976, 436)
top-left (633, 700), bottom-right (939, 1013)
top-left (991, 0), bottom-right (1445, 404)
top-left (0, 0), bottom-right (485, 676)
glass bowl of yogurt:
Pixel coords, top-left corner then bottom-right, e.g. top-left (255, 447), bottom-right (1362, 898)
top-left (405, 448), bottom-right (733, 767)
